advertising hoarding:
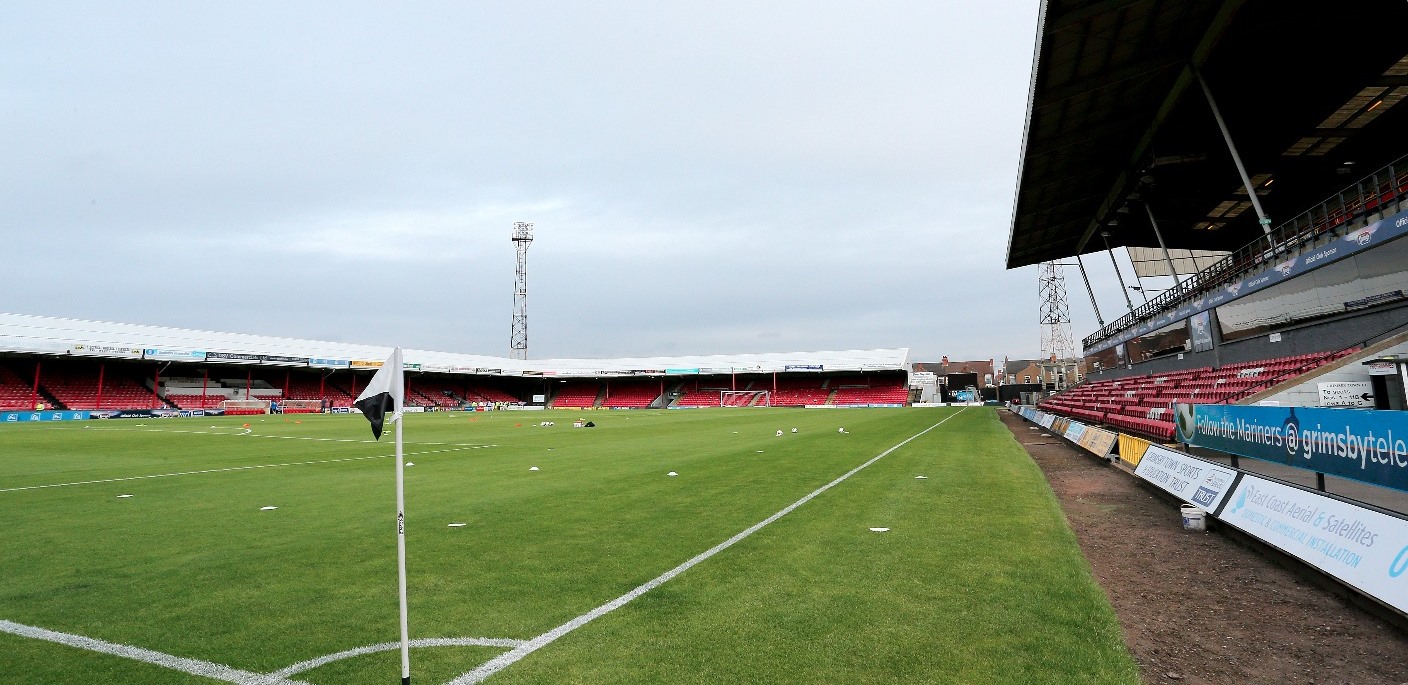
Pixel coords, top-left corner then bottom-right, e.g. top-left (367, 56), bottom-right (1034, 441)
top-left (1132, 445), bottom-right (1238, 512)
top-left (1220, 474), bottom-right (1408, 615)
top-left (1175, 404), bottom-right (1408, 493)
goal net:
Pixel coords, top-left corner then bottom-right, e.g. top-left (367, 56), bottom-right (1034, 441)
top-left (280, 399), bottom-right (323, 414)
top-left (221, 399), bottom-right (271, 415)
top-left (720, 390), bottom-right (770, 407)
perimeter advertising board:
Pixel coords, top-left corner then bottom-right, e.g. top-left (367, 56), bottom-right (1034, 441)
top-left (1132, 445), bottom-right (1238, 512)
top-left (144, 349), bottom-right (206, 362)
top-left (1175, 404), bottom-right (1408, 494)
top-left (1220, 474), bottom-right (1408, 614)
top-left (1076, 425), bottom-right (1119, 458)
top-left (1118, 433), bottom-right (1153, 467)
top-left (2, 410), bottom-right (90, 423)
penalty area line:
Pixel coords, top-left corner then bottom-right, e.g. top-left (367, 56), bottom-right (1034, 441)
top-left (447, 407), bottom-right (969, 684)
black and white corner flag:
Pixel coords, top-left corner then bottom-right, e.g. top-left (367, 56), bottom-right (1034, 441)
top-left (354, 347), bottom-right (404, 440)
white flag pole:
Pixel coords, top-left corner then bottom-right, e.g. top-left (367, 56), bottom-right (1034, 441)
top-left (394, 349), bottom-right (411, 684)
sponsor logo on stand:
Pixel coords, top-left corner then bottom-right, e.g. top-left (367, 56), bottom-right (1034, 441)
top-left (1345, 222), bottom-right (1380, 246)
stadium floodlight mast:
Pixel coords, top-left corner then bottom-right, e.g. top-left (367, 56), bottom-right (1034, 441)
top-left (509, 222), bottom-right (533, 360)
top-left (1038, 260), bottom-right (1075, 361)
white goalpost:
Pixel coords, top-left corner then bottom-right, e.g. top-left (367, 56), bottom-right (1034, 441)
top-left (719, 390), bottom-right (770, 407)
top-left (280, 399), bottom-right (324, 414)
top-left (220, 399), bottom-right (270, 415)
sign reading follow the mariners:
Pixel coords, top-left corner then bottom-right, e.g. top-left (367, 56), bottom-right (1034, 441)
top-left (1175, 404), bottom-right (1408, 493)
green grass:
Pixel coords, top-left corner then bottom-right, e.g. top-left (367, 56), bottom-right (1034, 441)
top-left (0, 408), bottom-right (1137, 684)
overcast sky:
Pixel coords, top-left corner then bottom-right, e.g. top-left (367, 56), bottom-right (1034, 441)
top-left (1, 1), bottom-right (1158, 363)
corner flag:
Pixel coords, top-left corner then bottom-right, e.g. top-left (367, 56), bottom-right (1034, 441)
top-left (354, 348), bottom-right (404, 440)
top-left (352, 347), bottom-right (413, 683)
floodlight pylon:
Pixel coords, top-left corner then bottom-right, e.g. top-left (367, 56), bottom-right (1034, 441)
top-left (510, 222), bottom-right (533, 360)
top-left (1038, 261), bottom-right (1075, 361)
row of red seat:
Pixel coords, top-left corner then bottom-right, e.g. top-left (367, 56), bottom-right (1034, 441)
top-left (602, 382), bottom-right (661, 408)
top-left (551, 382), bottom-right (601, 408)
top-left (1039, 349), bottom-right (1358, 440)
top-left (831, 382), bottom-right (908, 405)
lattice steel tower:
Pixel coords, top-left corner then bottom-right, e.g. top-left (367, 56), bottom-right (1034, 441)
top-left (1038, 261), bottom-right (1075, 361)
top-left (509, 221), bottom-right (533, 360)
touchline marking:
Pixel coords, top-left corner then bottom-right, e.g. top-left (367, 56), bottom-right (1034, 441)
top-left (81, 425), bottom-right (490, 448)
top-left (0, 445), bottom-right (493, 494)
top-left (0, 619), bottom-right (310, 685)
top-left (270, 637), bottom-right (529, 678)
top-left (447, 408), bottom-right (969, 684)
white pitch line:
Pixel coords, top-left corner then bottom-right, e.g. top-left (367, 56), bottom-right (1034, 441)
top-left (447, 408), bottom-right (969, 684)
top-left (81, 425), bottom-right (491, 448)
top-left (0, 445), bottom-right (493, 494)
top-left (0, 619), bottom-right (310, 685)
top-left (270, 636), bottom-right (529, 679)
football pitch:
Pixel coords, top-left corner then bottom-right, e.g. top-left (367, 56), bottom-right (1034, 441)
top-left (0, 407), bottom-right (1138, 684)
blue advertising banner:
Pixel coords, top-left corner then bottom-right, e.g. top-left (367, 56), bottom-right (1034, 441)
top-left (144, 348), bottom-right (207, 362)
top-left (2, 410), bottom-right (90, 423)
top-left (1176, 404), bottom-right (1408, 493)
top-left (1088, 206), bottom-right (1408, 355)
top-left (310, 358), bottom-right (351, 368)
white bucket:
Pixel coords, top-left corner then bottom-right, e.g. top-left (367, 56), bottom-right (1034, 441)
top-left (1181, 505), bottom-right (1207, 532)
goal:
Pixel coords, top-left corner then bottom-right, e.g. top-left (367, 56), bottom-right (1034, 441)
top-left (220, 399), bottom-right (270, 415)
top-left (720, 390), bottom-right (770, 407)
top-left (280, 399), bottom-right (324, 414)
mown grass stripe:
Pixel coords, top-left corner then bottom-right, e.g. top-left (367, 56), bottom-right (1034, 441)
top-left (447, 408), bottom-right (966, 684)
top-left (0, 445), bottom-right (490, 494)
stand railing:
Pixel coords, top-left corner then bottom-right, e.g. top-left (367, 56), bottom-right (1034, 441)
top-left (1084, 154), bottom-right (1408, 350)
